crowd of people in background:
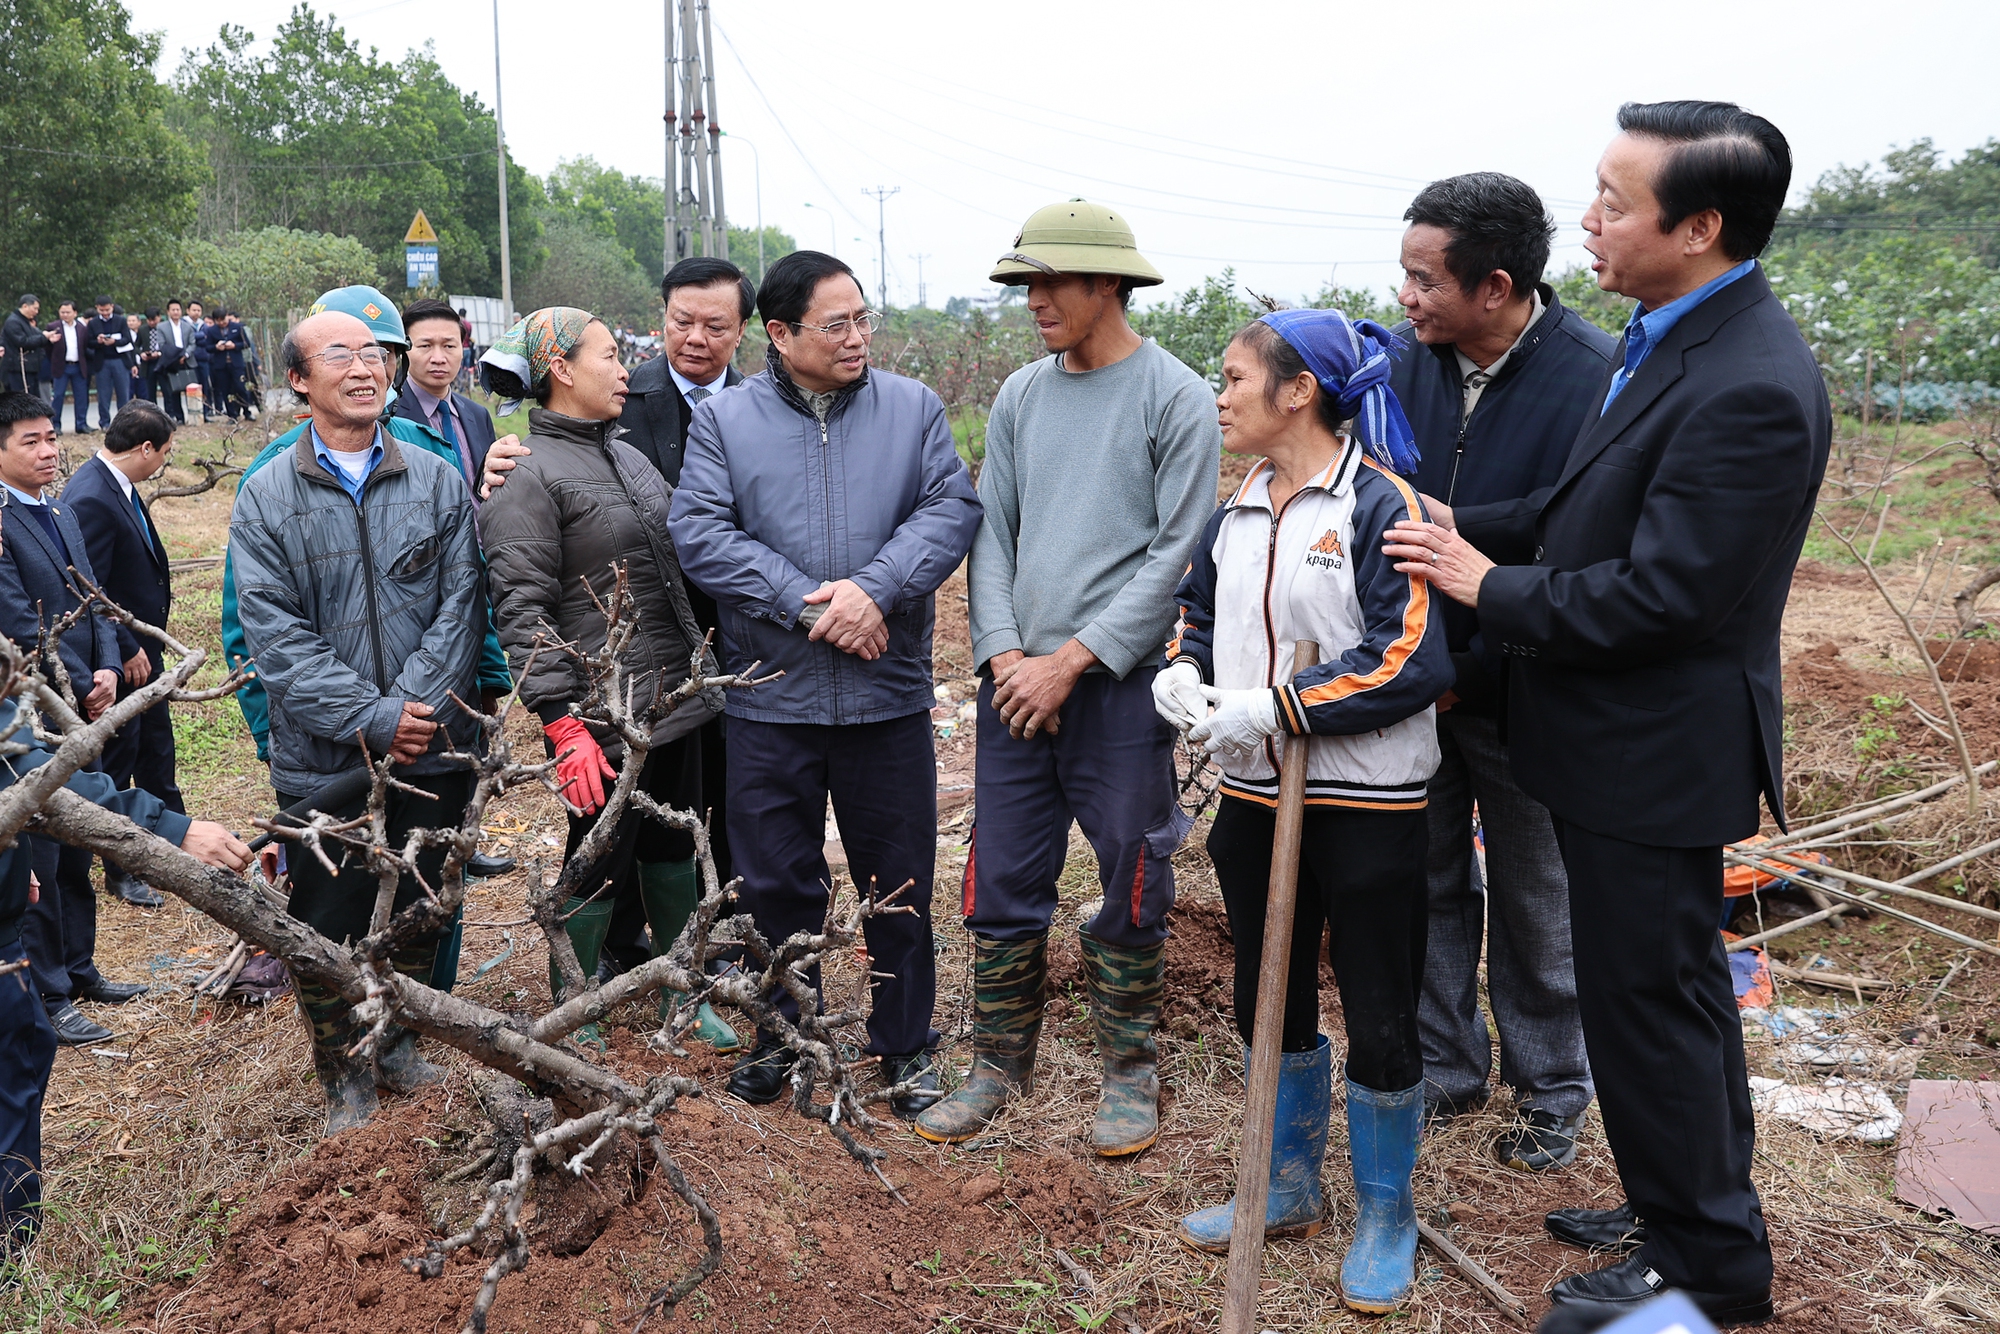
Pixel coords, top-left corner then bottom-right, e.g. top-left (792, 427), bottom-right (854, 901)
top-left (0, 98), bottom-right (1834, 1331)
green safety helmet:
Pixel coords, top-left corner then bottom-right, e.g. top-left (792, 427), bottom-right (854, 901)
top-left (989, 198), bottom-right (1164, 288)
top-left (309, 284), bottom-right (409, 349)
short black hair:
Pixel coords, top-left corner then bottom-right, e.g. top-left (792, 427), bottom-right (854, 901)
top-left (758, 251), bottom-right (860, 329)
top-left (0, 392), bottom-right (53, 448)
top-left (144, 307), bottom-right (161, 320)
top-left (401, 297), bottom-right (464, 339)
top-left (58, 300), bottom-right (75, 312)
top-left (663, 256), bottom-right (756, 323)
top-left (1616, 100), bottom-right (1792, 261)
top-left (106, 400), bottom-right (173, 454)
top-left (1403, 172), bottom-right (1555, 299)
top-left (17, 294), bottom-right (35, 308)
top-left (94, 295), bottom-right (113, 307)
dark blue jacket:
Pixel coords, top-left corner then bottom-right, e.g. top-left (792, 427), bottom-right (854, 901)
top-left (83, 311), bottom-right (126, 375)
top-left (0, 488), bottom-right (120, 692)
top-left (1391, 287), bottom-right (1616, 712)
top-left (0, 697), bottom-right (191, 948)
top-left (60, 455), bottom-right (171, 665)
top-left (669, 357), bottom-right (983, 726)
top-left (203, 321), bottom-right (248, 372)
top-left (389, 387), bottom-right (497, 494)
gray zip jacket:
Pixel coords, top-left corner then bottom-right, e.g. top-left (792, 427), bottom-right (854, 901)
top-left (229, 430), bottom-right (484, 797)
top-left (668, 355), bottom-right (982, 725)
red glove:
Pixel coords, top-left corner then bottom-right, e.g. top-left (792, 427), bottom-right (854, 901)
top-left (545, 715), bottom-right (617, 814)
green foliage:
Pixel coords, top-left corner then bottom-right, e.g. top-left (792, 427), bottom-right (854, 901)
top-left (547, 157), bottom-right (669, 286)
top-left (1305, 278), bottom-right (1403, 328)
top-left (875, 305), bottom-right (1043, 414)
top-left (726, 224), bottom-right (798, 291)
top-left (1787, 138), bottom-right (2000, 263)
top-left (1131, 269), bottom-right (1258, 387)
top-left (1551, 264), bottom-right (1634, 335)
top-left (0, 0), bottom-right (205, 306)
top-left (185, 226), bottom-right (380, 323)
top-left (514, 216), bottom-right (657, 328)
top-left (172, 5), bottom-right (542, 299)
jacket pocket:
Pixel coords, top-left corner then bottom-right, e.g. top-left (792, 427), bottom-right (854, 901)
top-left (1539, 661), bottom-right (1675, 712)
top-left (1593, 443), bottom-right (1649, 471)
top-left (388, 533), bottom-right (442, 581)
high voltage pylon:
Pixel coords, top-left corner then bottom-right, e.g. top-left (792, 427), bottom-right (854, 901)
top-left (665, 0), bottom-right (727, 269)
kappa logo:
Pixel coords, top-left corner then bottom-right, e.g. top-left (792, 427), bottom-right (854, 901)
top-left (1305, 528), bottom-right (1344, 569)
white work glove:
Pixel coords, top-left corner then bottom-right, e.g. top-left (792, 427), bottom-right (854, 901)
top-left (1151, 660), bottom-right (1208, 733)
top-left (1188, 686), bottom-right (1281, 760)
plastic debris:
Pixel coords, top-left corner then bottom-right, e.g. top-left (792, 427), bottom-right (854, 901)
top-left (1895, 1080), bottom-right (2000, 1233)
top-left (1748, 1075), bottom-right (1903, 1143)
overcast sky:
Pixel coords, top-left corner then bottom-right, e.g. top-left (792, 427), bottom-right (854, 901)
top-left (127, 0), bottom-right (2000, 309)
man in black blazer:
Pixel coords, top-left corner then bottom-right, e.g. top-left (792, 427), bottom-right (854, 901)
top-left (0, 393), bottom-right (147, 1047)
top-left (64, 401), bottom-right (185, 909)
top-left (391, 298), bottom-right (499, 502)
top-left (1386, 102), bottom-right (1830, 1324)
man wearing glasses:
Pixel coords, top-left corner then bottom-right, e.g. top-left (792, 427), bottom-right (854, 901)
top-left (669, 251), bottom-right (982, 1118)
top-left (228, 309), bottom-right (487, 1134)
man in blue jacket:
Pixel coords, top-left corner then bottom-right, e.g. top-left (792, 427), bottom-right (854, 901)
top-left (1389, 174), bottom-right (1616, 1172)
top-left (0, 689), bottom-right (250, 1263)
top-left (669, 251), bottom-right (982, 1117)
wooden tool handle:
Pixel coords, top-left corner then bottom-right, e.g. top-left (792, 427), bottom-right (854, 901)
top-left (1220, 640), bottom-right (1318, 1334)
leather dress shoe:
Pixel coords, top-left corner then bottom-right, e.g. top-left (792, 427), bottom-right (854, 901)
top-left (107, 871), bottom-right (166, 908)
top-left (46, 1000), bottom-right (115, 1046)
top-left (77, 978), bottom-right (150, 1004)
top-left (1496, 1107), bottom-right (1585, 1171)
top-left (1549, 1254), bottom-right (1773, 1327)
top-left (1545, 1202), bottom-right (1647, 1252)
top-left (725, 1036), bottom-right (797, 1105)
top-left (882, 1049), bottom-right (943, 1120)
top-left (466, 851), bottom-right (517, 879)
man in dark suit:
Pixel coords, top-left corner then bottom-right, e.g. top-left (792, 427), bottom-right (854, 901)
top-left (186, 300), bottom-right (214, 420)
top-left (207, 310), bottom-right (251, 420)
top-left (84, 297), bottom-right (131, 431)
top-left (480, 257), bottom-right (753, 969)
top-left (2, 296), bottom-right (50, 399)
top-left (64, 400), bottom-right (184, 909)
top-left (390, 298), bottom-right (498, 502)
top-left (1385, 102), bottom-right (1830, 1325)
top-left (0, 393), bottom-right (149, 1046)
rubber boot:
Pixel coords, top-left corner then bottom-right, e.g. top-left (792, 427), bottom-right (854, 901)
top-left (913, 933), bottom-right (1046, 1144)
top-left (1177, 1035), bottom-right (1332, 1253)
top-left (550, 894), bottom-right (615, 1050)
top-left (1080, 931), bottom-right (1163, 1156)
top-left (1339, 1077), bottom-right (1423, 1313)
top-left (429, 905), bottom-right (464, 993)
top-left (296, 981), bottom-right (379, 1135)
top-left (638, 859), bottom-right (741, 1052)
top-left (374, 1025), bottom-right (445, 1094)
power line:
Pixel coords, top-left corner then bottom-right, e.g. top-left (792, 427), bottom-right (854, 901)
top-left (710, 20), bottom-right (867, 229)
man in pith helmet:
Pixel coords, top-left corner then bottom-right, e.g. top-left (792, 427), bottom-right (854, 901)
top-left (916, 200), bottom-right (1220, 1156)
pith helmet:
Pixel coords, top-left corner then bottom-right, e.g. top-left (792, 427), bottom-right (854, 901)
top-left (990, 198), bottom-right (1164, 288)
top-left (310, 284), bottom-right (409, 349)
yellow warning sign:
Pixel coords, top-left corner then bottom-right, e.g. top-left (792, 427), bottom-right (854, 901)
top-left (404, 209), bottom-right (439, 244)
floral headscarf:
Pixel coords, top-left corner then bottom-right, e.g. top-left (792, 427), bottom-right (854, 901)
top-left (478, 306), bottom-right (593, 410)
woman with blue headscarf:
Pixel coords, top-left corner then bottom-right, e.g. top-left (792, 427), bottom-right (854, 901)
top-left (1153, 308), bottom-right (1449, 1311)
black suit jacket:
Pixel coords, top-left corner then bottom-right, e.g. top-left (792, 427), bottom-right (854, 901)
top-left (389, 387), bottom-right (498, 489)
top-left (0, 487), bottom-right (120, 689)
top-left (61, 455), bottom-right (172, 664)
top-left (616, 357), bottom-right (743, 487)
top-left (1457, 267), bottom-right (1831, 847)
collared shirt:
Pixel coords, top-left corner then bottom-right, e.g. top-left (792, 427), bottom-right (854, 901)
top-left (311, 424), bottom-right (384, 505)
top-left (4, 482), bottom-right (68, 563)
top-left (1602, 259), bottom-right (1757, 414)
top-left (1453, 290), bottom-right (1545, 422)
top-left (95, 451), bottom-right (154, 546)
top-left (168, 318), bottom-right (184, 349)
top-left (60, 321), bottom-right (80, 363)
top-left (667, 361), bottom-right (729, 404)
top-left (403, 381), bottom-right (480, 493)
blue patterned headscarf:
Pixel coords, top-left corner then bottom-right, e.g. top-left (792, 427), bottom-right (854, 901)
top-left (1258, 308), bottom-right (1419, 475)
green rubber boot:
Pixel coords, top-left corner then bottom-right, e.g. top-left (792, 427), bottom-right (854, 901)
top-left (1080, 931), bottom-right (1164, 1157)
top-left (913, 933), bottom-right (1047, 1144)
top-left (638, 859), bottom-right (741, 1052)
top-left (296, 980), bottom-right (379, 1135)
top-left (551, 894), bottom-right (615, 1050)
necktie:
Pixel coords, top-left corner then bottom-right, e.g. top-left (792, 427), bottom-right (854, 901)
top-left (435, 396), bottom-right (476, 491)
top-left (688, 385), bottom-right (711, 405)
top-left (131, 491), bottom-right (154, 550)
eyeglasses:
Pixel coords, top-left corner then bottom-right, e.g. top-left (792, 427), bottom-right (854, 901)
top-left (309, 345), bottom-right (391, 369)
top-left (789, 311), bottom-right (883, 340)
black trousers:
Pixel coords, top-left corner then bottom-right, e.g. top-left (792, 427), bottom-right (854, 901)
top-left (278, 770), bottom-right (473, 946)
top-left (1553, 818), bottom-right (1772, 1294)
top-left (571, 735), bottom-right (701, 974)
top-left (728, 712), bottom-right (938, 1056)
top-left (22, 760), bottom-right (107, 1000)
top-left (101, 668), bottom-right (184, 885)
top-left (0, 939), bottom-right (57, 1254)
top-left (147, 370), bottom-right (184, 423)
top-left (1206, 797), bottom-right (1428, 1093)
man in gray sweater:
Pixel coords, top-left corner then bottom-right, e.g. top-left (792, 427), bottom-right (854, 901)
top-left (916, 200), bottom-right (1220, 1156)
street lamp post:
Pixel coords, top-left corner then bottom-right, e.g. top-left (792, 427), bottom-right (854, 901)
top-left (723, 132), bottom-right (763, 281)
top-left (802, 201), bottom-right (837, 256)
top-left (492, 0), bottom-right (512, 319)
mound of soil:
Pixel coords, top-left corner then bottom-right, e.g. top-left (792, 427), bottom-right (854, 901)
top-left (1788, 639), bottom-right (2000, 759)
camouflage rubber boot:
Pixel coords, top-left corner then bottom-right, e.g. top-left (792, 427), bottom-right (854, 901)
top-left (296, 979), bottom-right (379, 1135)
top-left (913, 933), bottom-right (1047, 1145)
top-left (1080, 931), bottom-right (1163, 1157)
top-left (377, 939), bottom-right (445, 1093)
top-left (550, 894), bottom-right (616, 1050)
top-left (638, 859), bottom-right (741, 1052)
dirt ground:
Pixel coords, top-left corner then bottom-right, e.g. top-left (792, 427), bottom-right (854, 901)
top-left (7, 424), bottom-right (2000, 1332)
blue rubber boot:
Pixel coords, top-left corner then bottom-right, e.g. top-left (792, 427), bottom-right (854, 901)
top-left (1339, 1076), bottom-right (1422, 1313)
top-left (1176, 1035), bottom-right (1332, 1254)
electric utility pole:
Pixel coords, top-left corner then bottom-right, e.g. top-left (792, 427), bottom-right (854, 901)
top-left (492, 0), bottom-right (512, 317)
top-left (862, 185), bottom-right (899, 310)
top-left (666, 0), bottom-right (727, 266)
top-left (910, 253), bottom-right (929, 308)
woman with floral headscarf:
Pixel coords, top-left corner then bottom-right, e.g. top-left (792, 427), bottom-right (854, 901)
top-left (1154, 309), bottom-right (1450, 1311)
top-left (477, 308), bottom-right (738, 1051)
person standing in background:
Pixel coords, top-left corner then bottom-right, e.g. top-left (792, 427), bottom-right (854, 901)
top-left (2, 296), bottom-right (50, 399)
top-left (150, 301), bottom-right (196, 424)
top-left (186, 301), bottom-right (213, 421)
top-left (391, 298), bottom-right (498, 503)
top-left (85, 297), bottom-right (130, 430)
top-left (64, 400), bottom-right (184, 910)
top-left (48, 302), bottom-right (91, 435)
